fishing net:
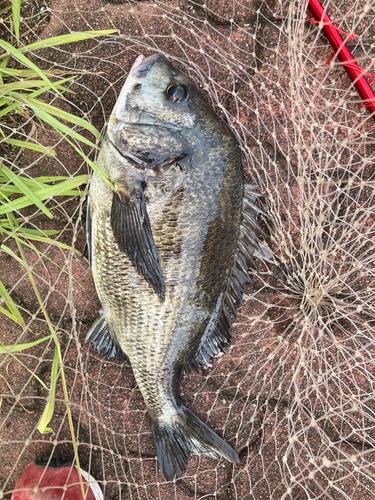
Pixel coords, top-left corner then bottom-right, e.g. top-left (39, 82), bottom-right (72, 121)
top-left (1, 0), bottom-right (375, 498)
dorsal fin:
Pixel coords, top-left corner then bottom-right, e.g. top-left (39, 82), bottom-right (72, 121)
top-left (185, 183), bottom-right (273, 372)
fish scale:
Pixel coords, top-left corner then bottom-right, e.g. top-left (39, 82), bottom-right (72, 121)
top-left (86, 53), bottom-right (270, 480)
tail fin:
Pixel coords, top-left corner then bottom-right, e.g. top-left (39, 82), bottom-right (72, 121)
top-left (150, 406), bottom-right (239, 481)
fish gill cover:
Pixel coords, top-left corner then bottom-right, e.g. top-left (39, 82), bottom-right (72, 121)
top-left (0, 0), bottom-right (374, 499)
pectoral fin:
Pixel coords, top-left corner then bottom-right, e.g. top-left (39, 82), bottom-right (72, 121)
top-left (111, 188), bottom-right (166, 299)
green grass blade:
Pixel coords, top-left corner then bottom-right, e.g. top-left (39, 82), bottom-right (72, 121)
top-left (3, 213), bottom-right (83, 288)
top-left (34, 176), bottom-right (73, 183)
top-left (0, 68), bottom-right (53, 78)
top-left (11, 227), bottom-right (60, 236)
top-left (2, 348), bottom-right (49, 390)
top-left (40, 110), bottom-right (99, 148)
top-left (0, 175), bottom-right (75, 184)
top-left (10, 217), bottom-right (83, 485)
top-left (23, 95), bottom-right (101, 141)
top-left (0, 244), bottom-right (27, 268)
top-left (0, 184), bottom-right (25, 197)
top-left (20, 100), bottom-right (99, 148)
top-left (0, 186), bottom-right (83, 208)
top-left (21, 30), bottom-right (118, 54)
top-left (11, 232), bottom-right (73, 250)
top-left (0, 76), bottom-right (75, 115)
top-left (37, 344), bottom-right (59, 434)
top-left (1, 225), bottom-right (78, 256)
top-left (85, 154), bottom-right (115, 190)
top-left (0, 306), bottom-right (22, 324)
top-left (0, 216), bottom-right (23, 225)
top-left (0, 80), bottom-right (47, 92)
top-left (0, 39), bottom-right (61, 95)
top-left (0, 334), bottom-right (52, 354)
top-left (66, 138), bottom-right (115, 191)
top-left (0, 56), bottom-right (5, 84)
top-left (0, 174), bottom-right (88, 197)
top-left (0, 174), bottom-right (69, 189)
top-left (0, 79), bottom-right (74, 95)
top-left (0, 174), bottom-right (88, 215)
top-left (11, 0), bottom-right (21, 42)
top-left (1, 164), bottom-right (54, 218)
top-left (0, 0), bottom-right (26, 16)
top-left (0, 279), bottom-right (24, 325)
top-left (4, 84), bottom-right (61, 109)
top-left (0, 57), bottom-right (9, 72)
top-left (2, 138), bottom-right (55, 156)
top-left (0, 101), bottom-right (19, 118)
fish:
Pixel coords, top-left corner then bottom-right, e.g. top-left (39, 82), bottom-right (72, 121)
top-left (85, 53), bottom-right (269, 481)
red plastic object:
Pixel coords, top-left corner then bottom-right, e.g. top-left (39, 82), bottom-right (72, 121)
top-left (11, 459), bottom-right (102, 500)
top-left (308, 0), bottom-right (375, 119)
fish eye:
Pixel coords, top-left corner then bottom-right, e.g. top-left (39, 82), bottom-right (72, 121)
top-left (166, 84), bottom-right (188, 102)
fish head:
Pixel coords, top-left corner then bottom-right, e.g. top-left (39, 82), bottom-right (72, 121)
top-left (112, 53), bottom-right (200, 129)
top-left (107, 54), bottom-right (212, 170)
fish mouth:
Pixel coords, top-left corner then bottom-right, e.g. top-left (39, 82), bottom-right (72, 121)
top-left (131, 53), bottom-right (169, 81)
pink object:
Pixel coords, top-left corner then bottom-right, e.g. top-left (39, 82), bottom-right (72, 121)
top-left (308, 0), bottom-right (375, 120)
top-left (131, 54), bottom-right (145, 71)
top-left (11, 457), bottom-right (103, 500)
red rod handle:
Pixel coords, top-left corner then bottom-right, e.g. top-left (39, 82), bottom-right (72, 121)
top-left (308, 0), bottom-right (375, 119)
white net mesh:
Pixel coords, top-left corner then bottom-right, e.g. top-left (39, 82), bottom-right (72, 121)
top-left (1, 0), bottom-right (375, 498)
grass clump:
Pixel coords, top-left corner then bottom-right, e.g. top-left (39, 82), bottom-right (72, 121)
top-left (0, 17), bottom-right (118, 499)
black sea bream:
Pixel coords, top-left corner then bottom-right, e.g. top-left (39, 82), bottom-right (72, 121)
top-left (86, 53), bottom-right (268, 480)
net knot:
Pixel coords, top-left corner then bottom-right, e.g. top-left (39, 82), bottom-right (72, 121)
top-left (307, 10), bottom-right (355, 40)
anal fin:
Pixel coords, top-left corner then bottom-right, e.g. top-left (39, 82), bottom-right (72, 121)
top-left (86, 315), bottom-right (128, 360)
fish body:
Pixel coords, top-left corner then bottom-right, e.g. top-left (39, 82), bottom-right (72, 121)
top-left (86, 54), bottom-right (266, 480)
